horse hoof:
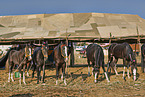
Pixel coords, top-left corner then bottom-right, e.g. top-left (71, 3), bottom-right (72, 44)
top-left (24, 83), bottom-right (26, 85)
top-left (94, 80), bottom-right (98, 83)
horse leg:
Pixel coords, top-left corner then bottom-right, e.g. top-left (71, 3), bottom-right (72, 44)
top-left (114, 58), bottom-right (119, 75)
top-left (61, 67), bottom-right (63, 81)
top-left (102, 62), bottom-right (110, 82)
top-left (32, 63), bottom-right (36, 78)
top-left (94, 72), bottom-right (98, 83)
top-left (92, 62), bottom-right (95, 76)
top-left (19, 66), bottom-right (22, 85)
top-left (62, 63), bottom-right (67, 85)
top-left (107, 56), bottom-right (113, 74)
top-left (127, 61), bottom-right (130, 79)
top-left (42, 63), bottom-right (45, 83)
top-left (36, 66), bottom-right (41, 84)
top-left (133, 67), bottom-right (137, 81)
top-left (56, 64), bottom-right (59, 85)
top-left (26, 62), bottom-right (31, 77)
top-left (23, 65), bottom-right (26, 85)
top-left (8, 63), bottom-right (14, 82)
top-left (123, 59), bottom-right (126, 80)
top-left (87, 59), bottom-right (91, 76)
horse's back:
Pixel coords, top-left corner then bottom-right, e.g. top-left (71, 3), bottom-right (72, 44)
top-left (86, 44), bottom-right (103, 62)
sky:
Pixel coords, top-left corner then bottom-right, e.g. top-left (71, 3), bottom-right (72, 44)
top-left (0, 0), bottom-right (145, 19)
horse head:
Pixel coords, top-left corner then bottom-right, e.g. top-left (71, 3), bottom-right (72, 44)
top-left (25, 44), bottom-right (32, 61)
top-left (41, 44), bottom-right (48, 62)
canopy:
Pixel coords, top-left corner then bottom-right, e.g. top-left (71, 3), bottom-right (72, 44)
top-left (0, 13), bottom-right (145, 43)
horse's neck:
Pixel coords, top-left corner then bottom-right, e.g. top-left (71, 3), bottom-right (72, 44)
top-left (19, 48), bottom-right (25, 56)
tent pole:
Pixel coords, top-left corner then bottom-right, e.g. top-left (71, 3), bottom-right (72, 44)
top-left (70, 41), bottom-right (74, 66)
top-left (109, 32), bottom-right (112, 46)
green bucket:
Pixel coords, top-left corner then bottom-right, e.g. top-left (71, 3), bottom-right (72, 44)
top-left (15, 72), bottom-right (20, 78)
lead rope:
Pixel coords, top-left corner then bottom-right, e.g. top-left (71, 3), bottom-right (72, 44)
top-left (13, 47), bottom-right (27, 73)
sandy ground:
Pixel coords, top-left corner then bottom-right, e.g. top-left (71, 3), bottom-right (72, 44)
top-left (0, 55), bottom-right (145, 97)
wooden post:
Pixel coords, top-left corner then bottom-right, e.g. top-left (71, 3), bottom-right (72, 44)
top-left (109, 32), bottom-right (112, 46)
top-left (70, 41), bottom-right (74, 66)
top-left (137, 27), bottom-right (141, 56)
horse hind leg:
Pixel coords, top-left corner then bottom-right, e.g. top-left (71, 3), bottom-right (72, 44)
top-left (19, 66), bottom-right (23, 85)
top-left (123, 66), bottom-right (126, 80)
top-left (102, 62), bottom-right (110, 82)
top-left (56, 64), bottom-right (59, 85)
top-left (87, 59), bottom-right (91, 76)
top-left (114, 58), bottom-right (119, 75)
top-left (94, 72), bottom-right (98, 83)
top-left (8, 63), bottom-right (14, 82)
top-left (127, 62), bottom-right (130, 79)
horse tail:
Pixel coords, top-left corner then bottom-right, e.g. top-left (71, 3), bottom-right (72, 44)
top-left (95, 46), bottom-right (101, 68)
top-left (0, 48), bottom-right (14, 68)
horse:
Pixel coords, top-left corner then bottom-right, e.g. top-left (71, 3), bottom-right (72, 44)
top-left (86, 44), bottom-right (110, 83)
top-left (8, 44), bottom-right (32, 85)
top-left (107, 42), bottom-right (137, 81)
top-left (32, 43), bottom-right (48, 84)
top-left (53, 41), bottom-right (71, 85)
top-left (0, 44), bottom-right (26, 68)
top-left (141, 43), bottom-right (145, 73)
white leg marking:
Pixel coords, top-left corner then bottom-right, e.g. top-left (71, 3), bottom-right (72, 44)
top-left (8, 72), bottom-right (10, 82)
top-left (114, 65), bottom-right (119, 75)
top-left (88, 66), bottom-right (90, 75)
top-left (27, 72), bottom-right (29, 77)
top-left (56, 80), bottom-right (58, 85)
top-left (61, 74), bottom-right (63, 81)
top-left (127, 69), bottom-right (130, 78)
top-left (23, 72), bottom-right (26, 85)
top-left (64, 78), bottom-right (67, 86)
top-left (11, 73), bottom-right (14, 82)
top-left (105, 72), bottom-right (110, 82)
top-left (133, 68), bottom-right (136, 81)
top-left (94, 73), bottom-right (98, 83)
top-left (123, 66), bottom-right (126, 78)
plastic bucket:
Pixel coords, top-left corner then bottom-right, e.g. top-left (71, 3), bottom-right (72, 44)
top-left (15, 72), bottom-right (22, 78)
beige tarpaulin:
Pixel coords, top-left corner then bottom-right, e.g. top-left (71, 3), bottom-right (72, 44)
top-left (0, 13), bottom-right (145, 41)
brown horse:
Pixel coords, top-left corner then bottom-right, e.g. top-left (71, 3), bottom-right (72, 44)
top-left (86, 44), bottom-right (110, 83)
top-left (53, 42), bottom-right (70, 85)
top-left (8, 44), bottom-right (32, 85)
top-left (107, 42), bottom-right (137, 81)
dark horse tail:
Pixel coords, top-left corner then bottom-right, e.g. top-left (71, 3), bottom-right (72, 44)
top-left (0, 48), bottom-right (14, 68)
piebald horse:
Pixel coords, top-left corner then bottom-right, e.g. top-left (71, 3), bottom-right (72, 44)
top-left (107, 42), bottom-right (137, 81)
top-left (86, 44), bottom-right (110, 83)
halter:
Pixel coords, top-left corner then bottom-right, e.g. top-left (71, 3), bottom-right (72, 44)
top-left (60, 44), bottom-right (67, 58)
top-left (41, 46), bottom-right (48, 58)
top-left (25, 47), bottom-right (31, 58)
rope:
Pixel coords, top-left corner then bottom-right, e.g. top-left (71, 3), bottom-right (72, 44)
top-left (13, 57), bottom-right (26, 73)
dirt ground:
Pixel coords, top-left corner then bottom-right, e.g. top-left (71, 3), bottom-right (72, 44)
top-left (0, 54), bottom-right (145, 97)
